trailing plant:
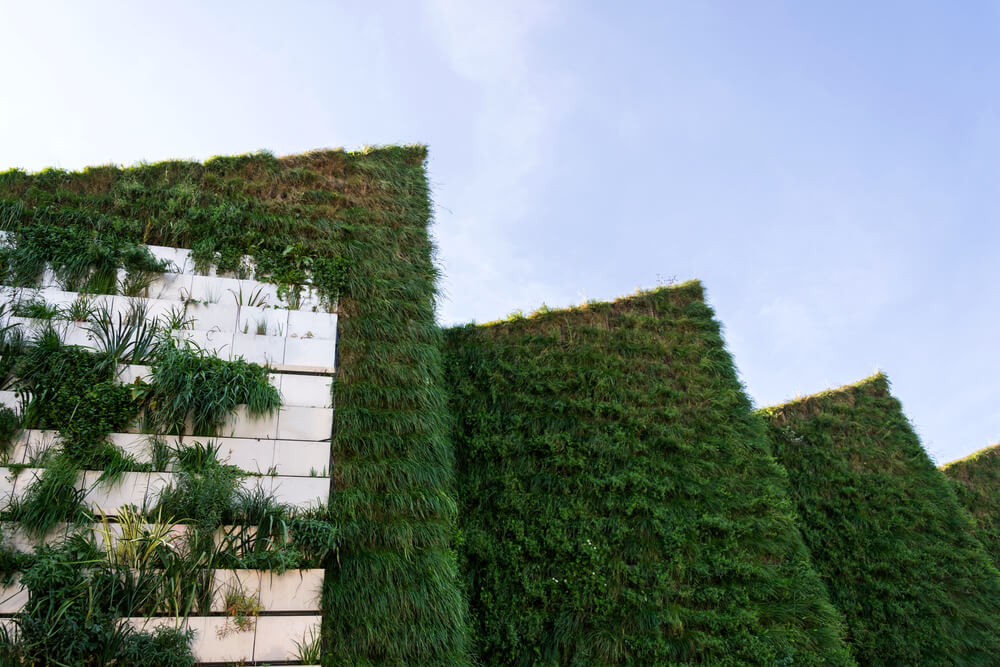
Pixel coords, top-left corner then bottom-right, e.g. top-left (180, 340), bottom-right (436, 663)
top-left (118, 625), bottom-right (196, 667)
top-left (761, 374), bottom-right (1000, 664)
top-left (11, 297), bottom-right (60, 320)
top-left (0, 216), bottom-right (169, 292)
top-left (0, 405), bottom-right (20, 458)
top-left (293, 625), bottom-right (322, 663)
top-left (146, 339), bottom-right (280, 436)
top-left (7, 455), bottom-right (89, 537)
top-left (217, 582), bottom-right (263, 637)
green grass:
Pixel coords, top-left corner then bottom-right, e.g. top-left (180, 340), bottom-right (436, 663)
top-left (445, 283), bottom-right (853, 665)
top-left (761, 374), bottom-right (1000, 664)
top-left (942, 443), bottom-right (1000, 570)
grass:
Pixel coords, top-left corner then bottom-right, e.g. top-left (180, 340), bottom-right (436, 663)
top-left (445, 284), bottom-right (855, 665)
top-left (943, 443), bottom-right (1000, 569)
top-left (761, 374), bottom-right (1000, 664)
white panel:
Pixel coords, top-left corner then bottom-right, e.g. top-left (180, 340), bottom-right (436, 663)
top-left (212, 437), bottom-right (275, 475)
top-left (0, 576), bottom-right (27, 613)
top-left (278, 373), bottom-right (332, 408)
top-left (282, 336), bottom-right (336, 373)
top-left (222, 406), bottom-right (279, 440)
top-left (13, 430), bottom-right (61, 466)
top-left (236, 305), bottom-right (289, 338)
top-left (116, 364), bottom-right (152, 384)
top-left (147, 245), bottom-right (193, 274)
top-left (272, 441), bottom-right (329, 477)
top-left (287, 309), bottom-right (337, 340)
top-left (80, 471), bottom-right (150, 515)
top-left (7, 467), bottom-right (46, 503)
top-left (0, 391), bottom-right (18, 412)
top-left (128, 617), bottom-right (253, 663)
top-left (269, 476), bottom-right (329, 508)
top-left (185, 302), bottom-right (239, 333)
top-left (257, 569), bottom-right (324, 612)
top-left (231, 332), bottom-right (285, 367)
top-left (63, 323), bottom-right (92, 348)
top-left (172, 329), bottom-right (234, 359)
top-left (276, 406), bottom-right (332, 441)
top-left (0, 467), bottom-right (18, 504)
top-left (145, 472), bottom-right (173, 507)
top-left (254, 615), bottom-right (321, 662)
top-left (210, 569), bottom-right (262, 613)
top-left (188, 275), bottom-right (241, 305)
top-left (148, 272), bottom-right (193, 301)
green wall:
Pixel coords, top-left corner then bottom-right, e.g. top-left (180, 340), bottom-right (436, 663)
top-left (445, 283), bottom-right (853, 665)
top-left (762, 375), bottom-right (1000, 664)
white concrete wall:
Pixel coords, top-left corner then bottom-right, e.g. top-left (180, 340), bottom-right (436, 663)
top-left (0, 245), bottom-right (333, 662)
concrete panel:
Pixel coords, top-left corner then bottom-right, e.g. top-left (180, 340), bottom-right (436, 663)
top-left (256, 569), bottom-right (324, 612)
top-left (254, 615), bottom-right (321, 662)
top-left (269, 476), bottom-right (329, 509)
top-left (231, 332), bottom-right (285, 367)
top-left (286, 309), bottom-right (337, 341)
top-left (277, 374), bottom-right (332, 409)
top-left (276, 406), bottom-right (333, 441)
top-left (283, 336), bottom-right (336, 373)
top-left (272, 440), bottom-right (329, 477)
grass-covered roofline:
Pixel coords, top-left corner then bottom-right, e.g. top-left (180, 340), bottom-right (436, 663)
top-left (0, 145), bottom-right (472, 666)
top-left (445, 281), bottom-right (853, 665)
top-left (942, 442), bottom-right (1000, 570)
top-left (761, 374), bottom-right (1000, 664)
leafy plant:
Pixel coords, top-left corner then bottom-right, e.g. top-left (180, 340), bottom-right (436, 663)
top-left (8, 456), bottom-right (88, 538)
top-left (292, 625), bottom-right (322, 663)
top-left (64, 295), bottom-right (97, 322)
top-left (87, 298), bottom-right (160, 371)
top-left (12, 297), bottom-right (60, 320)
top-left (217, 582), bottom-right (263, 637)
top-left (0, 405), bottom-right (20, 458)
top-left (147, 339), bottom-right (280, 436)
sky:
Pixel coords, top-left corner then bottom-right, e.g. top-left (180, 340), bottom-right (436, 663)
top-left (1, 1), bottom-right (998, 464)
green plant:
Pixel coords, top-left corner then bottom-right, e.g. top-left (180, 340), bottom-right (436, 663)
top-left (119, 625), bottom-right (196, 667)
top-left (161, 304), bottom-right (194, 330)
top-left (762, 374), bottom-right (1000, 664)
top-left (293, 625), bottom-right (322, 663)
top-left (0, 405), bottom-right (20, 457)
top-left (8, 456), bottom-right (88, 538)
top-left (99, 505), bottom-right (179, 570)
top-left (87, 298), bottom-right (160, 370)
top-left (445, 284), bottom-right (854, 665)
top-left (943, 443), bottom-right (1000, 569)
top-left (64, 295), bottom-right (97, 322)
top-left (217, 583), bottom-right (263, 637)
top-left (12, 297), bottom-right (60, 320)
top-left (147, 339), bottom-right (280, 436)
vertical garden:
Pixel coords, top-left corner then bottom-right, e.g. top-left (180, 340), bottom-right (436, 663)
top-left (0, 147), bottom-right (470, 665)
top-left (444, 283), bottom-right (853, 666)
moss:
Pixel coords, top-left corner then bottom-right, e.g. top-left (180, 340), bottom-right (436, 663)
top-left (761, 375), bottom-right (1000, 664)
top-left (445, 284), bottom-right (853, 665)
top-left (942, 443), bottom-right (1000, 569)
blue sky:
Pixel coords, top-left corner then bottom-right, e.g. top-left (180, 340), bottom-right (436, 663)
top-left (1, 1), bottom-right (997, 464)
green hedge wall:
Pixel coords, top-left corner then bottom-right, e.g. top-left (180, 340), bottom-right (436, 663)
top-left (444, 283), bottom-right (854, 666)
top-left (761, 375), bottom-right (1000, 664)
top-left (943, 444), bottom-right (1000, 570)
top-left (0, 147), bottom-right (471, 666)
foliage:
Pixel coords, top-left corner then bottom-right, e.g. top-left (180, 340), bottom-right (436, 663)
top-left (943, 443), bottom-right (1000, 569)
top-left (0, 405), bottom-right (20, 457)
top-left (146, 339), bottom-right (280, 436)
top-left (761, 374), bottom-right (1000, 664)
top-left (0, 146), bottom-right (463, 665)
top-left (327, 147), bottom-right (472, 664)
top-left (0, 214), bottom-right (168, 292)
top-left (444, 284), bottom-right (854, 666)
top-left (118, 625), bottom-right (196, 667)
top-left (7, 456), bottom-right (89, 537)
top-left (11, 297), bottom-right (60, 320)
